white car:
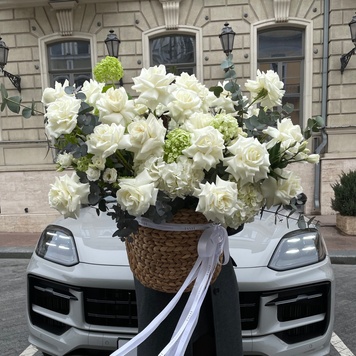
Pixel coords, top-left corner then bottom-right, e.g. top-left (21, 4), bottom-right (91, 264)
top-left (26, 206), bottom-right (335, 356)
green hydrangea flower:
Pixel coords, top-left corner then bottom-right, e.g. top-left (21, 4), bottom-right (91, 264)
top-left (164, 128), bottom-right (191, 163)
top-left (93, 56), bottom-right (124, 84)
top-left (211, 113), bottom-right (242, 142)
top-left (75, 156), bottom-right (92, 172)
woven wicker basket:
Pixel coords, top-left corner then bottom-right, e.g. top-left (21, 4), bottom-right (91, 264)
top-left (125, 209), bottom-right (222, 293)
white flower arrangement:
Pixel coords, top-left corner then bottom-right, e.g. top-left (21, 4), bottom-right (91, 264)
top-left (0, 58), bottom-right (324, 237)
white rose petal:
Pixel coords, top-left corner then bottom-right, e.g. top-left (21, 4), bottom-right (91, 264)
top-left (48, 173), bottom-right (90, 219)
top-left (45, 96), bottom-right (82, 138)
top-left (261, 169), bottom-right (303, 208)
top-left (56, 152), bottom-right (74, 169)
top-left (127, 113), bottom-right (166, 161)
top-left (103, 168), bottom-right (118, 183)
top-left (132, 65), bottom-right (175, 110)
top-left (86, 123), bottom-right (131, 159)
top-left (42, 80), bottom-right (72, 106)
top-left (194, 176), bottom-right (239, 226)
top-left (224, 136), bottom-right (270, 186)
top-left (86, 167), bottom-right (101, 181)
top-left (167, 88), bottom-right (203, 124)
top-left (245, 69), bottom-right (285, 109)
top-left (81, 79), bottom-right (105, 107)
top-left (116, 170), bottom-right (158, 216)
top-left (183, 126), bottom-right (225, 171)
top-left (91, 155), bottom-right (106, 171)
top-left (96, 87), bottom-right (136, 126)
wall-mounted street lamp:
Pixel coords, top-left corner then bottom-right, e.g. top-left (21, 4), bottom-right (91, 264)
top-left (340, 14), bottom-right (356, 74)
top-left (105, 29), bottom-right (121, 58)
top-left (104, 29), bottom-right (123, 85)
top-left (219, 22), bottom-right (236, 56)
top-left (0, 37), bottom-right (21, 92)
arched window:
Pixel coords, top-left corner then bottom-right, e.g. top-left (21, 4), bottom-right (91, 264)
top-left (47, 40), bottom-right (92, 87)
top-left (150, 34), bottom-right (196, 75)
top-left (143, 26), bottom-right (202, 81)
top-left (258, 28), bottom-right (304, 126)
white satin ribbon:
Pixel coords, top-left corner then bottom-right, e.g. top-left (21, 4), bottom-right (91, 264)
top-left (110, 219), bottom-right (229, 356)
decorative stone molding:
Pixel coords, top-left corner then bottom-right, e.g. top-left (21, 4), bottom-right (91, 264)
top-left (159, 0), bottom-right (182, 30)
top-left (273, 0), bottom-right (291, 22)
top-left (49, 0), bottom-right (78, 36)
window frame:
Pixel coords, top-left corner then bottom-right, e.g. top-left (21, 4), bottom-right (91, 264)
top-left (142, 26), bottom-right (203, 82)
top-left (257, 27), bottom-right (305, 126)
top-left (39, 33), bottom-right (97, 90)
top-left (250, 19), bottom-right (313, 128)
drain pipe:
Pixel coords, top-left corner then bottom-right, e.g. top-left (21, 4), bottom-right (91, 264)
top-left (313, 0), bottom-right (329, 213)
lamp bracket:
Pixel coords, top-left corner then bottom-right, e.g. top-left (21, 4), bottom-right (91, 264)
top-left (2, 69), bottom-right (21, 92)
top-left (340, 47), bottom-right (356, 74)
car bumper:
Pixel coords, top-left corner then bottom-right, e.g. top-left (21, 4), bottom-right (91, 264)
top-left (27, 253), bottom-right (334, 356)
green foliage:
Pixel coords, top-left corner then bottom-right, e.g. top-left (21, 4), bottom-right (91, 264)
top-left (304, 115), bottom-right (325, 140)
top-left (0, 83), bottom-right (39, 118)
top-left (331, 170), bottom-right (356, 216)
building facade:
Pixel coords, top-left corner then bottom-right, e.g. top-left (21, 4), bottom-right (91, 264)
top-left (0, 0), bottom-right (355, 232)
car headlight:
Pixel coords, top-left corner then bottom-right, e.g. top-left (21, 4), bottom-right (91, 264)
top-left (36, 225), bottom-right (79, 266)
top-left (268, 228), bottom-right (326, 271)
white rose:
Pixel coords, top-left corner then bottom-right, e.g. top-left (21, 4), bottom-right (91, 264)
top-left (209, 81), bottom-right (236, 113)
top-left (261, 169), bottom-right (303, 208)
top-left (182, 126), bottom-right (225, 171)
top-left (245, 69), bottom-right (285, 109)
top-left (81, 79), bottom-right (105, 107)
top-left (167, 88), bottom-right (203, 124)
top-left (127, 113), bottom-right (166, 161)
top-left (264, 118), bottom-right (304, 148)
top-left (116, 170), bottom-right (158, 216)
top-left (173, 72), bottom-right (214, 112)
top-left (42, 80), bottom-right (71, 106)
top-left (181, 112), bottom-right (213, 131)
top-left (91, 155), bottom-right (106, 170)
top-left (224, 136), bottom-right (270, 186)
top-left (48, 172), bottom-right (90, 219)
top-left (86, 123), bottom-right (131, 159)
top-left (306, 154), bottom-right (320, 164)
top-left (56, 152), bottom-right (73, 169)
top-left (86, 167), bottom-right (101, 181)
top-left (134, 156), bottom-right (165, 183)
top-left (194, 176), bottom-right (239, 226)
top-left (45, 96), bottom-right (82, 138)
top-left (96, 86), bottom-right (136, 126)
top-left (103, 168), bottom-right (117, 183)
top-left (132, 65), bottom-right (175, 110)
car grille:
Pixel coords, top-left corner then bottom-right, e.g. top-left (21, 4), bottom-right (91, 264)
top-left (83, 287), bottom-right (137, 327)
top-left (28, 275), bottom-right (331, 345)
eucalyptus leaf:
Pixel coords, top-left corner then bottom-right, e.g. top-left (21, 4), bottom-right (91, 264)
top-left (76, 92), bottom-right (86, 101)
top-left (225, 69), bottom-right (237, 79)
top-left (6, 96), bottom-right (21, 114)
top-left (1, 83), bottom-right (8, 100)
top-left (78, 102), bottom-right (94, 115)
top-left (22, 107), bottom-right (32, 118)
top-left (64, 86), bottom-right (75, 95)
top-left (209, 86), bottom-right (223, 98)
top-left (282, 103), bottom-right (294, 114)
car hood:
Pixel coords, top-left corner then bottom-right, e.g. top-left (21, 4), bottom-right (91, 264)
top-left (53, 206), bottom-right (302, 268)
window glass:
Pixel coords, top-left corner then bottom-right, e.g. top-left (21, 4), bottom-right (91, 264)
top-left (150, 35), bottom-right (196, 75)
top-left (258, 29), bottom-right (304, 126)
top-left (47, 40), bottom-right (91, 87)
